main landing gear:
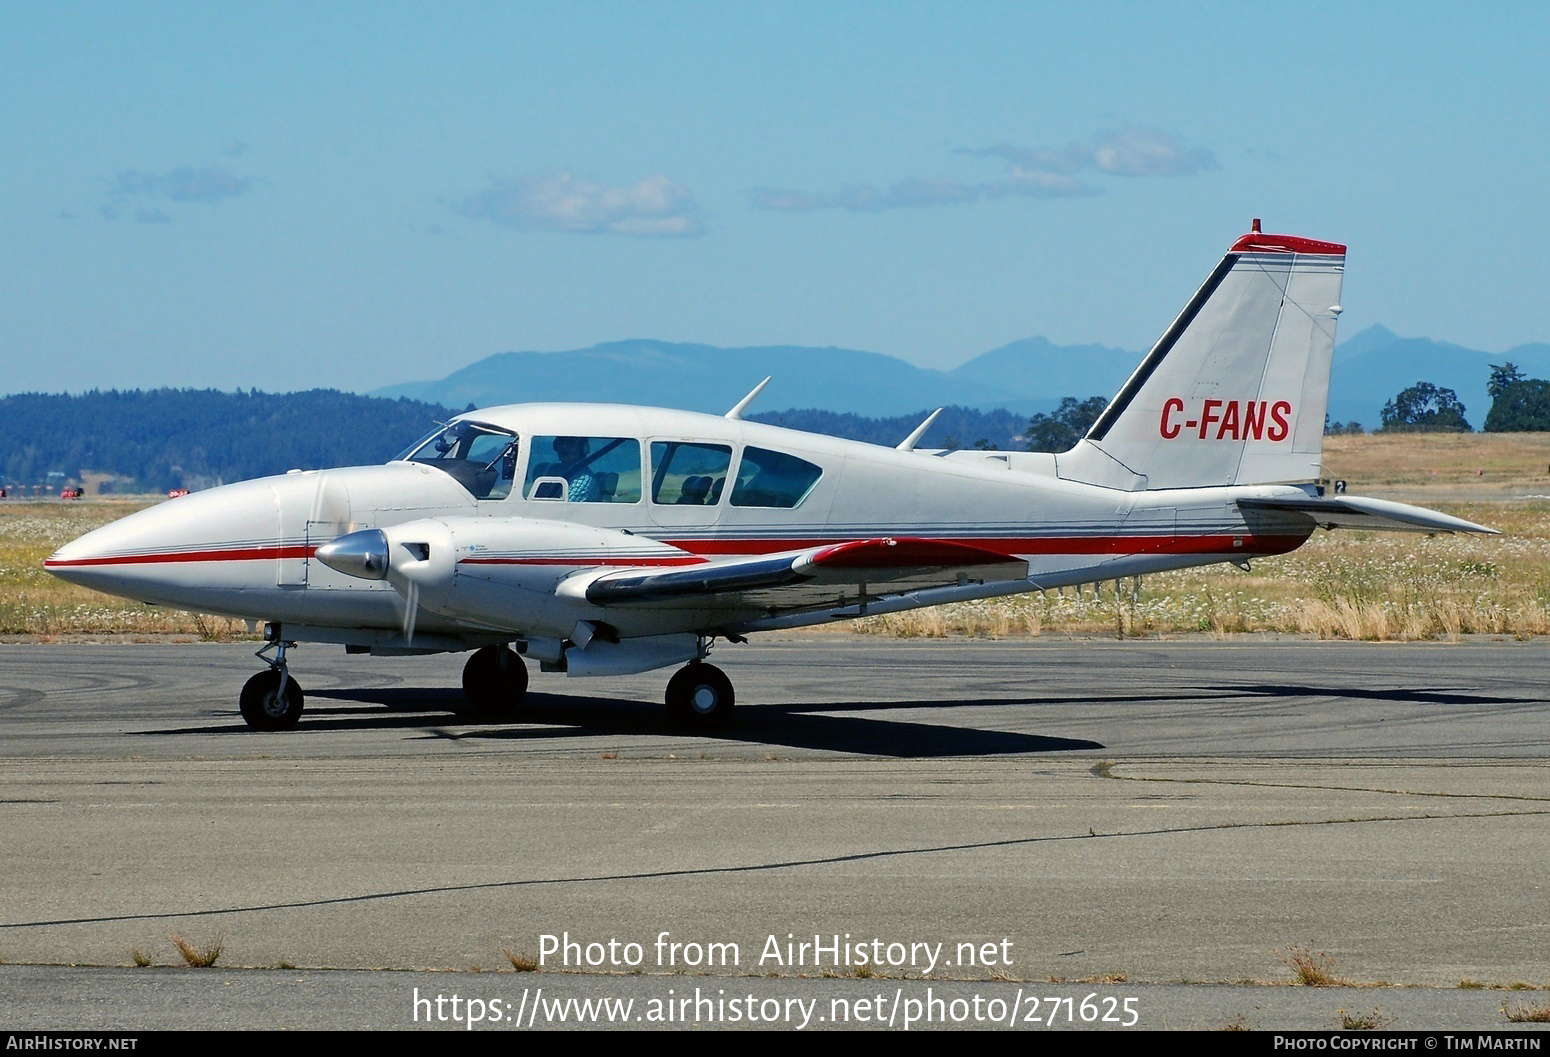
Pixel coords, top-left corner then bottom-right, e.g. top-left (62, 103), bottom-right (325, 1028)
top-left (665, 661), bottom-right (734, 727)
top-left (462, 644), bottom-right (529, 712)
top-left (235, 635), bottom-right (732, 730)
top-left (458, 647), bottom-right (732, 727)
top-left (241, 636), bottom-right (304, 731)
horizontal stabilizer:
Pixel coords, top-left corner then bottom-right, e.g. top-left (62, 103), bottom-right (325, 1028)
top-left (1237, 495), bottom-right (1497, 534)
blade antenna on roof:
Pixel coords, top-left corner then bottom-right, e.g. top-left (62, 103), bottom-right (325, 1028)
top-left (896, 408), bottom-right (943, 451)
top-left (725, 377), bottom-right (771, 420)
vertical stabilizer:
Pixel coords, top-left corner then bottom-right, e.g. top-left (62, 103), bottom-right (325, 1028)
top-left (1057, 228), bottom-right (1345, 490)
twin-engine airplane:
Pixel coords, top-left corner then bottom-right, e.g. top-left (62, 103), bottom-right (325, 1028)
top-left (46, 223), bottom-right (1493, 730)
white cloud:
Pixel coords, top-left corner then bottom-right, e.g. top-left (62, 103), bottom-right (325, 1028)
top-left (749, 187), bottom-right (830, 212)
top-left (985, 165), bottom-right (1097, 198)
top-left (457, 170), bottom-right (703, 238)
top-left (757, 125), bottom-right (1215, 214)
top-left (967, 126), bottom-right (1216, 187)
top-left (101, 165), bottom-right (252, 221)
top-left (753, 177), bottom-right (980, 213)
top-left (871, 178), bottom-right (979, 209)
top-left (112, 167), bottom-right (250, 204)
top-left (1090, 126), bottom-right (1216, 177)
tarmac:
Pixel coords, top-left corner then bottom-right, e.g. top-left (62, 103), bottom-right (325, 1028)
top-left (1, 636), bottom-right (1546, 1030)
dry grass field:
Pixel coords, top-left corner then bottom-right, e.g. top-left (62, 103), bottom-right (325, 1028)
top-left (1322, 431), bottom-right (1550, 496)
top-left (0, 500), bottom-right (248, 639)
top-left (3, 432), bottom-right (1548, 642)
top-left (855, 503), bottom-right (1544, 640)
top-left (862, 432), bottom-right (1550, 640)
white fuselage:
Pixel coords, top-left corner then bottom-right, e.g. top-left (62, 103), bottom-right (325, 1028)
top-left (46, 402), bottom-right (1316, 656)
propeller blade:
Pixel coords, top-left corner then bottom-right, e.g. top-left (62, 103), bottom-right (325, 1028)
top-left (402, 581), bottom-right (419, 647)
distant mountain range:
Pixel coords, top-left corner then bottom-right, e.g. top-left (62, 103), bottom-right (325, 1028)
top-left (373, 327), bottom-right (1550, 430)
top-left (16, 323), bottom-right (1550, 490)
top-left (1327, 325), bottom-right (1550, 429)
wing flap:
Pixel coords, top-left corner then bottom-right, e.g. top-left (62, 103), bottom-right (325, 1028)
top-left (583, 537), bottom-right (1029, 607)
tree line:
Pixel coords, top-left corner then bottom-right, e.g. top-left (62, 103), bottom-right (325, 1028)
top-left (0, 389), bottom-right (457, 492)
top-left (1024, 363), bottom-right (1550, 448)
top-left (7, 366), bottom-right (1550, 493)
top-left (2, 391), bottom-right (1032, 492)
top-left (1376, 363), bottom-right (1550, 433)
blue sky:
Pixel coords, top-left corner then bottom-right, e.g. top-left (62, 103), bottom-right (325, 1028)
top-left (5, 2), bottom-right (1549, 396)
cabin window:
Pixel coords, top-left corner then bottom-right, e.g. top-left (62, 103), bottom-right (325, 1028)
top-left (397, 421), bottom-right (519, 500)
top-left (729, 447), bottom-right (823, 508)
top-left (525, 436), bottom-right (642, 502)
top-left (650, 442), bottom-right (733, 505)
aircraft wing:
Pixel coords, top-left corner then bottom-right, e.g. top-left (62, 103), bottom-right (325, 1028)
top-left (575, 537), bottom-right (1030, 612)
top-left (1237, 495), bottom-right (1497, 534)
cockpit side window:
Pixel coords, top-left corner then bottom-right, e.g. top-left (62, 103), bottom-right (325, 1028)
top-left (398, 421), bottom-right (520, 501)
top-left (650, 442), bottom-right (732, 505)
top-left (729, 447), bottom-right (823, 508)
top-left (525, 436), bottom-right (642, 502)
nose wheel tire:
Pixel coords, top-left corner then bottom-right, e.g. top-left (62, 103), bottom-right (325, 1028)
top-left (239, 670), bottom-right (304, 731)
top-left (665, 662), bottom-right (734, 727)
top-left (462, 645), bottom-right (529, 712)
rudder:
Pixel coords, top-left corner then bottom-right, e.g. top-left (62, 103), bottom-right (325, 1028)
top-left (1057, 226), bottom-right (1346, 490)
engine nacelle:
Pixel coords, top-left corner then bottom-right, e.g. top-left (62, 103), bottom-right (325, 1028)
top-left (318, 516), bottom-right (701, 639)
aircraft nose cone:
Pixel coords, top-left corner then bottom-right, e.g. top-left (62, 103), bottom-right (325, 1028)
top-left (42, 478), bottom-right (292, 603)
top-left (315, 529), bottom-right (390, 580)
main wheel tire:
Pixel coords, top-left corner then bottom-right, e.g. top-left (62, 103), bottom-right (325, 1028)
top-left (665, 662), bottom-right (734, 727)
top-left (461, 645), bottom-right (528, 712)
top-left (239, 669), bottom-right (304, 731)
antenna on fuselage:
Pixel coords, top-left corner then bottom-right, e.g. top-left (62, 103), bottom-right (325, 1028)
top-left (896, 408), bottom-right (943, 451)
top-left (725, 377), bottom-right (771, 420)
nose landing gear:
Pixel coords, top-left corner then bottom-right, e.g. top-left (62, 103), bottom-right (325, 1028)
top-left (241, 634), bottom-right (304, 731)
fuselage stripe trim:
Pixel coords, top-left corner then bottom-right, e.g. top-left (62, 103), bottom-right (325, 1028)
top-left (45, 532), bottom-right (1311, 569)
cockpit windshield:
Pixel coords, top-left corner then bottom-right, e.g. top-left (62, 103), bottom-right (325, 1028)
top-left (395, 421), bottom-right (519, 500)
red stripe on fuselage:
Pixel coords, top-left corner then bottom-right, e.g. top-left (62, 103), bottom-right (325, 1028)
top-left (458, 555), bottom-right (707, 567)
top-left (667, 534), bottom-right (1310, 558)
top-left (45, 532), bottom-right (1312, 570)
top-left (44, 544), bottom-right (313, 568)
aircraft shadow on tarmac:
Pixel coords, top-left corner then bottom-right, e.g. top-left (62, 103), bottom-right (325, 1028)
top-left (154, 686), bottom-right (1107, 757)
top-left (1202, 683), bottom-right (1518, 707)
top-left (142, 679), bottom-right (1524, 756)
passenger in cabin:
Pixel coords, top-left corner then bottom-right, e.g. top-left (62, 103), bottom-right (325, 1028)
top-left (551, 436), bottom-right (600, 503)
top-left (526, 436), bottom-right (639, 501)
